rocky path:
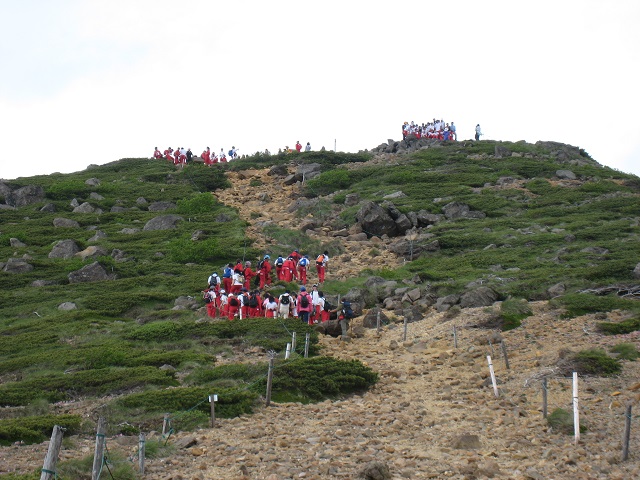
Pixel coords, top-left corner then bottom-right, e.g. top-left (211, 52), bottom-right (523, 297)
top-left (2, 168), bottom-right (639, 479)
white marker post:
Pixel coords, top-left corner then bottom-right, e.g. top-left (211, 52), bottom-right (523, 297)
top-left (291, 332), bottom-right (297, 354)
top-left (573, 372), bottom-right (580, 445)
top-left (487, 355), bottom-right (499, 397)
top-left (285, 343), bottom-right (291, 360)
top-left (209, 394), bottom-right (218, 427)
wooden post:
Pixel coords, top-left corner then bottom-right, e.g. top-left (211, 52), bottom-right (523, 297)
top-left (209, 394), bottom-right (218, 427)
top-left (501, 341), bottom-right (510, 370)
top-left (291, 332), bottom-right (297, 353)
top-left (40, 425), bottom-right (64, 480)
top-left (285, 343), bottom-right (291, 360)
top-left (403, 317), bottom-right (408, 342)
top-left (376, 310), bottom-right (381, 333)
top-left (487, 355), bottom-right (499, 398)
top-left (91, 417), bottom-right (106, 480)
top-left (265, 357), bottom-right (275, 406)
top-left (488, 340), bottom-right (495, 357)
top-left (304, 333), bottom-right (310, 358)
top-left (622, 403), bottom-right (632, 462)
top-left (542, 378), bottom-right (548, 418)
top-left (573, 372), bottom-right (580, 445)
top-left (453, 325), bottom-right (458, 348)
top-left (162, 413), bottom-right (170, 436)
top-left (138, 433), bottom-right (145, 474)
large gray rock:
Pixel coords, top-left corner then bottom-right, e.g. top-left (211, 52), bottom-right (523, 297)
top-left (0, 182), bottom-right (12, 199)
top-left (3, 258), bottom-right (34, 273)
top-left (356, 201), bottom-right (397, 238)
top-left (143, 215), bottom-right (183, 231)
top-left (53, 218), bottom-right (80, 228)
top-left (442, 202), bottom-right (486, 220)
top-left (10, 238), bottom-right (26, 248)
top-left (460, 287), bottom-right (498, 308)
top-left (344, 193), bottom-right (360, 206)
top-left (295, 163), bottom-right (322, 181)
top-left (58, 302), bottom-right (77, 311)
top-left (394, 214), bottom-right (413, 234)
top-left (556, 169), bottom-right (576, 180)
top-left (68, 262), bottom-right (111, 283)
top-left (73, 202), bottom-right (96, 213)
top-left (85, 178), bottom-right (101, 186)
top-left (415, 210), bottom-right (443, 226)
top-left (89, 192), bottom-right (104, 200)
top-left (356, 461), bottom-right (391, 480)
top-left (88, 230), bottom-right (107, 242)
top-left (268, 164), bottom-right (288, 176)
top-left (6, 185), bottom-right (45, 207)
top-left (75, 246), bottom-right (108, 261)
top-left (40, 203), bottom-right (56, 213)
top-left (148, 201), bottom-right (177, 212)
top-left (494, 145), bottom-right (512, 158)
top-left (49, 239), bottom-right (81, 259)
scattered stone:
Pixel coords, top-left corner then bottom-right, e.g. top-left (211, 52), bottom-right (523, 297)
top-left (40, 203), bottom-right (56, 213)
top-left (73, 202), bottom-right (96, 213)
top-left (9, 238), bottom-right (26, 248)
top-left (85, 178), bottom-right (101, 186)
top-left (58, 302), bottom-right (77, 311)
top-left (451, 434), bottom-right (482, 449)
top-left (143, 215), bottom-right (184, 231)
top-left (53, 217), bottom-right (80, 228)
top-left (356, 461), bottom-right (392, 480)
top-left (148, 201), bottom-right (177, 212)
top-left (460, 287), bottom-right (498, 308)
top-left (68, 262), bottom-right (111, 283)
top-left (556, 169), bottom-right (576, 180)
top-left (5, 185), bottom-right (45, 207)
top-left (49, 239), bottom-right (80, 259)
top-left (2, 258), bottom-right (34, 273)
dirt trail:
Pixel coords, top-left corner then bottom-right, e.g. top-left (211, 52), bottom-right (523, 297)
top-left (2, 168), bottom-right (639, 479)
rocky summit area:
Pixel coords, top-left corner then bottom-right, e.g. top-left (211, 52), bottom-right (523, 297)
top-left (1, 154), bottom-right (640, 479)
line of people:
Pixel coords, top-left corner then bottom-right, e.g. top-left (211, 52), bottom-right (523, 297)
top-left (402, 119), bottom-right (457, 141)
top-left (201, 251), bottom-right (331, 323)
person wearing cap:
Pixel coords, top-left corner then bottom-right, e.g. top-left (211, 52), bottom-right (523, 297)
top-left (297, 255), bottom-right (309, 286)
top-left (219, 289), bottom-right (228, 317)
top-left (315, 251), bottom-right (329, 283)
top-left (278, 290), bottom-right (292, 319)
top-left (203, 285), bottom-right (218, 318)
top-left (282, 256), bottom-right (296, 282)
top-left (297, 286), bottom-right (313, 324)
top-left (305, 142), bottom-right (311, 152)
top-left (222, 263), bottom-right (233, 294)
top-left (259, 255), bottom-right (272, 289)
top-left (310, 284), bottom-right (321, 322)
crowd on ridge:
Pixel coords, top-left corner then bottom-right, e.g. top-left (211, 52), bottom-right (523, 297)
top-left (201, 250), bottom-right (354, 325)
top-left (402, 119), bottom-right (457, 141)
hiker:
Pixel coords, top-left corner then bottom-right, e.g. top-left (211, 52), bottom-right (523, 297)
top-left (231, 269), bottom-right (244, 294)
top-left (243, 261), bottom-right (256, 290)
top-left (186, 148), bottom-right (193, 163)
top-left (207, 272), bottom-right (220, 293)
top-left (259, 255), bottom-right (272, 289)
top-left (318, 291), bottom-right (336, 322)
top-left (295, 141), bottom-right (302, 153)
top-left (227, 293), bottom-right (239, 319)
top-left (274, 255), bottom-right (285, 281)
top-left (153, 147), bottom-right (163, 159)
top-left (310, 284), bottom-right (321, 322)
top-left (222, 263), bottom-right (233, 293)
top-left (450, 122), bottom-right (457, 141)
top-left (475, 124), bottom-right (482, 141)
top-left (264, 293), bottom-right (278, 318)
top-left (203, 286), bottom-right (217, 318)
top-left (219, 289), bottom-right (228, 317)
top-left (239, 288), bottom-right (250, 319)
top-left (339, 300), bottom-right (355, 338)
top-left (202, 147), bottom-right (211, 165)
top-left (297, 286), bottom-right (313, 324)
top-left (282, 256), bottom-right (296, 282)
top-left (278, 291), bottom-right (292, 318)
top-left (315, 251), bottom-right (329, 283)
top-left (298, 255), bottom-right (309, 285)
top-left (247, 289), bottom-right (262, 317)
top-left (305, 142), bottom-right (311, 152)
top-left (164, 147), bottom-right (173, 162)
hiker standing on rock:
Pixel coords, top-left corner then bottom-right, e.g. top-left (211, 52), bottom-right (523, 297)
top-left (475, 124), bottom-right (482, 141)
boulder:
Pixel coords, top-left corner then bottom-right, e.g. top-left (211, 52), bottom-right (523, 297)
top-left (634, 262), bottom-right (640, 279)
top-left (0, 182), bottom-right (12, 199)
top-left (356, 461), bottom-right (391, 480)
top-left (88, 230), bottom-right (107, 242)
top-left (10, 238), bottom-right (26, 248)
top-left (295, 163), bottom-right (322, 181)
top-left (70, 198), bottom-right (79, 208)
top-left (268, 164), bottom-right (288, 176)
top-left (394, 214), bottom-right (413, 234)
top-left (73, 202), bottom-right (96, 213)
top-left (460, 287), bottom-right (498, 308)
top-left (442, 202), bottom-right (486, 220)
top-left (6, 185), bottom-right (45, 207)
top-left (283, 174), bottom-right (297, 186)
top-left (40, 203), bottom-right (56, 213)
top-left (383, 191), bottom-right (406, 200)
top-left (547, 283), bottom-right (566, 297)
top-left (556, 169), bottom-right (576, 180)
top-left (143, 215), bottom-right (183, 231)
top-left (415, 210), bottom-right (443, 226)
top-left (85, 178), bottom-right (101, 186)
top-left (356, 201), bottom-right (397, 237)
top-left (3, 258), bottom-right (34, 273)
top-left (75, 246), bottom-right (108, 261)
top-left (402, 306), bottom-right (423, 323)
top-left (53, 218), bottom-right (80, 228)
top-left (313, 319), bottom-right (343, 338)
top-left (436, 294), bottom-right (460, 312)
top-left (136, 197), bottom-right (148, 205)
top-left (148, 201), bottom-right (177, 212)
top-left (0, 204), bottom-right (15, 211)
top-left (344, 193), bottom-right (360, 206)
top-left (174, 296), bottom-right (199, 310)
top-left (68, 262), bottom-right (111, 283)
top-left (49, 239), bottom-right (81, 259)
top-left (89, 192), bottom-right (105, 200)
top-left (362, 307), bottom-right (390, 329)
top-left (581, 246), bottom-right (609, 255)
top-left (110, 206), bottom-right (128, 213)
top-left (58, 302), bottom-right (77, 311)
top-left (451, 434), bottom-right (482, 450)
top-left (494, 144), bottom-right (512, 158)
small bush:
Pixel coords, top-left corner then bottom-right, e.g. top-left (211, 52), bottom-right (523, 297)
top-left (58, 451), bottom-right (137, 480)
top-left (547, 408), bottom-right (586, 435)
top-left (597, 317), bottom-right (640, 335)
top-left (610, 343), bottom-right (639, 361)
top-left (562, 349), bottom-right (622, 376)
top-left (177, 192), bottom-right (217, 214)
top-left (0, 414), bottom-right (82, 445)
top-left (500, 298), bottom-right (532, 331)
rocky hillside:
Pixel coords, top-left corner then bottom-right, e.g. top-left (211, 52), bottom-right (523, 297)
top-left (1, 140), bottom-right (640, 479)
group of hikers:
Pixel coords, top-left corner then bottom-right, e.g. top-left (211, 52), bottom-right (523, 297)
top-left (402, 119), bottom-right (457, 141)
top-left (200, 250), bottom-right (355, 325)
top-left (152, 146), bottom-right (239, 165)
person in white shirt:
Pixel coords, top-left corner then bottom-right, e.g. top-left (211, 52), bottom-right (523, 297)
top-left (475, 124), bottom-right (482, 141)
top-left (278, 291), bottom-right (292, 318)
top-left (305, 142), bottom-right (311, 152)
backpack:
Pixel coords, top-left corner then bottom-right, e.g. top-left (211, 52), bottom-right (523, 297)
top-left (342, 301), bottom-right (354, 319)
top-left (224, 266), bottom-right (232, 277)
top-left (208, 274), bottom-right (218, 286)
top-left (237, 273), bottom-right (245, 284)
top-left (243, 293), bottom-right (250, 306)
top-left (252, 275), bottom-right (260, 288)
top-left (299, 258), bottom-right (308, 267)
top-left (316, 254), bottom-right (325, 265)
top-left (248, 294), bottom-right (258, 308)
top-left (280, 294), bottom-right (290, 305)
top-left (204, 291), bottom-right (214, 304)
top-left (257, 260), bottom-right (265, 271)
top-left (323, 300), bottom-right (333, 312)
top-left (228, 149), bottom-right (233, 156)
top-left (299, 293), bottom-right (309, 308)
top-left (229, 297), bottom-right (239, 307)
top-left (275, 256), bottom-right (284, 266)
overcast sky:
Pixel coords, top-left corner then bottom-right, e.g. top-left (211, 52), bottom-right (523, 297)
top-left (1, 0), bottom-right (639, 181)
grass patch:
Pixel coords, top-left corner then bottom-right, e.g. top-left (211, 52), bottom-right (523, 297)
top-left (547, 407), bottom-right (587, 435)
top-left (610, 342), bottom-right (639, 361)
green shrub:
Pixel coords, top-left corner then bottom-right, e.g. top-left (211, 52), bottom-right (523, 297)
top-left (500, 298), bottom-right (532, 331)
top-left (547, 408), bottom-right (586, 435)
top-left (177, 192), bottom-right (217, 214)
top-left (551, 294), bottom-right (640, 318)
top-left (610, 343), bottom-right (639, 361)
top-left (58, 451), bottom-right (137, 480)
top-left (597, 317), bottom-right (640, 335)
top-left (251, 357), bottom-right (378, 402)
top-left (0, 414), bottom-right (82, 445)
top-left (127, 321), bottom-right (186, 342)
top-left (569, 349), bottom-right (621, 376)
top-left (185, 363), bottom-right (267, 386)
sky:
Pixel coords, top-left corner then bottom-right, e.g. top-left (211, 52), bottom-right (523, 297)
top-left (1, 0), bottom-right (639, 181)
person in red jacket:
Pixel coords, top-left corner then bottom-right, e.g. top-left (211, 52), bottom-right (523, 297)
top-left (203, 286), bottom-right (217, 318)
top-left (315, 251), bottom-right (329, 283)
top-left (259, 255), bottom-right (272, 289)
top-left (173, 148), bottom-right (180, 165)
top-left (227, 293), bottom-right (239, 320)
top-left (282, 256), bottom-right (296, 282)
top-left (153, 147), bottom-right (163, 159)
top-left (202, 147), bottom-right (211, 165)
top-left (164, 148), bottom-right (173, 162)
top-left (298, 255), bottom-right (309, 285)
top-left (297, 286), bottom-right (313, 324)
top-left (295, 141), bottom-right (302, 152)
top-left (243, 261), bottom-right (256, 290)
